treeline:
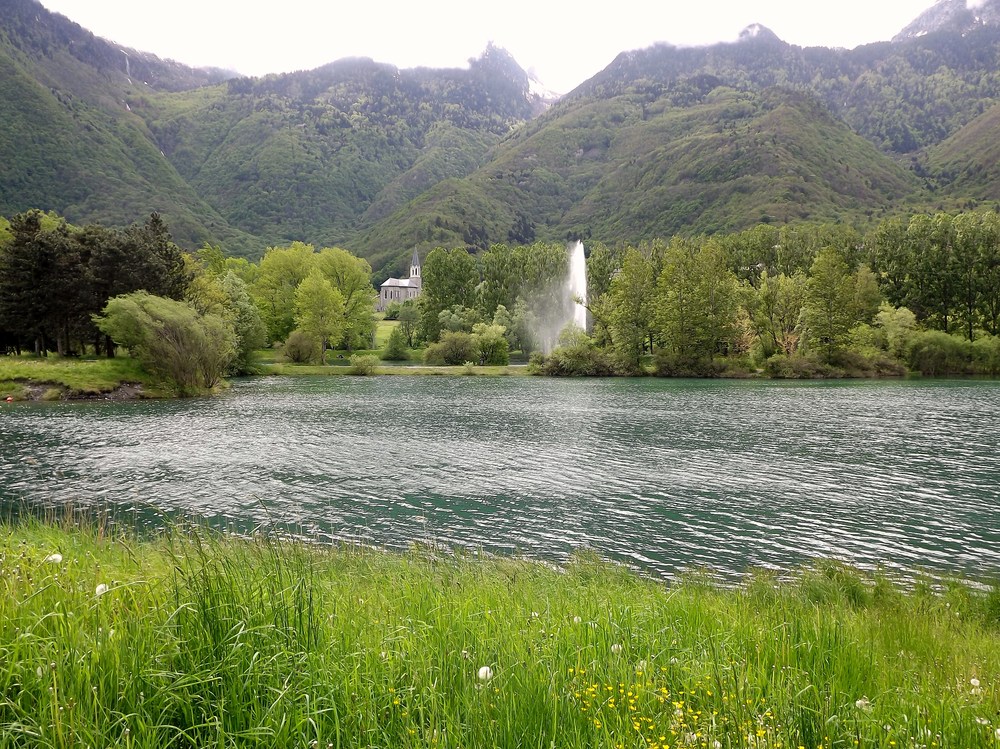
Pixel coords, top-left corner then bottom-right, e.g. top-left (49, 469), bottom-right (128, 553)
top-left (0, 211), bottom-right (378, 393)
top-left (0, 211), bottom-right (188, 357)
top-left (410, 212), bottom-right (1000, 377)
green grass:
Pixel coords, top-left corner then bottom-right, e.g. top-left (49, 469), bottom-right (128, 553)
top-left (0, 356), bottom-right (168, 399)
top-left (374, 319), bottom-right (399, 348)
top-left (1, 521), bottom-right (999, 748)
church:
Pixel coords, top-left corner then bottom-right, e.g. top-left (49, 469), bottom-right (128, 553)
top-left (377, 248), bottom-right (422, 312)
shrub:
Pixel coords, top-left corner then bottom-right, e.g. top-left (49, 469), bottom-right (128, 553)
top-left (654, 352), bottom-right (727, 378)
top-left (764, 354), bottom-right (841, 379)
top-left (281, 330), bottom-right (320, 364)
top-left (95, 292), bottom-right (235, 396)
top-left (538, 339), bottom-right (616, 377)
top-left (972, 335), bottom-right (1000, 376)
top-left (381, 326), bottom-right (409, 361)
top-left (423, 331), bottom-right (479, 366)
top-left (383, 301), bottom-right (401, 321)
top-left (906, 331), bottom-right (971, 376)
top-left (348, 354), bottom-right (380, 375)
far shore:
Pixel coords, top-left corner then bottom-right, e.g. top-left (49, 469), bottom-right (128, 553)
top-left (0, 353), bottom-right (977, 402)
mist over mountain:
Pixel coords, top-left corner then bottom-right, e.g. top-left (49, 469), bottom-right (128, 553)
top-left (3, 0), bottom-right (1000, 278)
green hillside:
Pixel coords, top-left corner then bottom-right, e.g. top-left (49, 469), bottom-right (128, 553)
top-left (354, 86), bottom-right (924, 270)
top-left (135, 47), bottom-right (537, 252)
top-left (925, 103), bottom-right (1000, 200)
top-left (5, 0), bottom-right (1000, 277)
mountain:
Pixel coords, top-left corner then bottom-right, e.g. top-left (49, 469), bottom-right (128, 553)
top-left (0, 0), bottom-right (541, 256)
top-left (894, 0), bottom-right (1000, 41)
top-left (354, 17), bottom-right (1000, 270)
top-left (925, 102), bottom-right (1000, 198)
top-left (4, 0), bottom-right (1000, 278)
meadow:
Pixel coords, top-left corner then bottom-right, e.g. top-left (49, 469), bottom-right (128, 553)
top-left (1, 521), bottom-right (998, 748)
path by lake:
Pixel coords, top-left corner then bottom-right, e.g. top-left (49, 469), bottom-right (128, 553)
top-left (1, 376), bottom-right (997, 581)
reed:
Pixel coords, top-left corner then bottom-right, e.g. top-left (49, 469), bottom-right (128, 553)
top-left (1, 522), bottom-right (998, 748)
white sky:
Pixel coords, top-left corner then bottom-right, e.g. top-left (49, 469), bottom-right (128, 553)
top-left (38, 0), bottom-right (940, 94)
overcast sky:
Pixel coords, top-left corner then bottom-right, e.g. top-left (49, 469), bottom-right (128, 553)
top-left (39, 0), bottom-right (942, 93)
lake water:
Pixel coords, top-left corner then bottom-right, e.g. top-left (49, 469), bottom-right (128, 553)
top-left (1, 376), bottom-right (998, 582)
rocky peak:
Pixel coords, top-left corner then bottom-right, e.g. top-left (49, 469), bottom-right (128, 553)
top-left (894, 0), bottom-right (1000, 41)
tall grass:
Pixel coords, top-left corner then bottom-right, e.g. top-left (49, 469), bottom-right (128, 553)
top-left (1, 523), bottom-right (998, 748)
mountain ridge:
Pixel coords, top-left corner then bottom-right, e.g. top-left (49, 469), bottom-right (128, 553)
top-left (3, 0), bottom-right (1000, 279)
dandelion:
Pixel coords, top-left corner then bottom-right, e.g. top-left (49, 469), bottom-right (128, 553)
top-left (44, 553), bottom-right (62, 564)
top-left (478, 666), bottom-right (494, 682)
top-left (573, 616), bottom-right (582, 624)
top-left (856, 697), bottom-right (872, 711)
top-left (971, 678), bottom-right (981, 688)
top-left (95, 583), bottom-right (108, 597)
top-left (976, 717), bottom-right (990, 726)
top-left (995, 728), bottom-right (1000, 739)
top-left (611, 643), bottom-right (623, 654)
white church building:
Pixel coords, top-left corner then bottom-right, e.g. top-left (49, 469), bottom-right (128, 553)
top-left (377, 248), bottom-right (422, 312)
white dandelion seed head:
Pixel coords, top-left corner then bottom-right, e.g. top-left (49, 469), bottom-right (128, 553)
top-left (611, 643), bottom-right (623, 654)
top-left (44, 553), bottom-right (62, 564)
top-left (976, 716), bottom-right (990, 725)
top-left (573, 616), bottom-right (582, 624)
top-left (94, 583), bottom-right (108, 597)
top-left (971, 677), bottom-right (981, 688)
top-left (856, 696), bottom-right (872, 711)
top-left (477, 665), bottom-right (494, 682)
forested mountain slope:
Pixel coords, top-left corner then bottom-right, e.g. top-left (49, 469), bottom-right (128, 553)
top-left (4, 0), bottom-right (1000, 278)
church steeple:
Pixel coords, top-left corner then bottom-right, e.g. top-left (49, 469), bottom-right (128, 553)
top-left (409, 248), bottom-right (421, 280)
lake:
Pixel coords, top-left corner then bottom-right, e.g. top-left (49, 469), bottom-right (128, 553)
top-left (1, 376), bottom-right (997, 582)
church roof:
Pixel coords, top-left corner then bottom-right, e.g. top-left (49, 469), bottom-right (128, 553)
top-left (410, 247), bottom-right (420, 268)
top-left (380, 277), bottom-right (418, 289)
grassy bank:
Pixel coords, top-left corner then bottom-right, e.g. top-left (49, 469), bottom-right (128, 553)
top-left (2, 523), bottom-right (999, 748)
top-left (0, 356), bottom-right (168, 400)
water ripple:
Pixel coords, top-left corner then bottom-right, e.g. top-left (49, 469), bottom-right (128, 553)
top-left (1, 377), bottom-right (998, 582)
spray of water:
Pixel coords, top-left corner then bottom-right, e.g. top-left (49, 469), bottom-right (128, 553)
top-left (567, 240), bottom-right (587, 330)
top-left (536, 241), bottom-right (588, 353)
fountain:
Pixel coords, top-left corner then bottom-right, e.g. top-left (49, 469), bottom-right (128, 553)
top-left (535, 241), bottom-right (588, 353)
top-left (566, 240), bottom-right (587, 331)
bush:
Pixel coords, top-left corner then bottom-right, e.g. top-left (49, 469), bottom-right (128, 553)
top-left (95, 292), bottom-right (235, 396)
top-left (972, 335), bottom-right (1000, 376)
top-left (906, 331), bottom-right (971, 376)
top-left (281, 330), bottom-right (320, 364)
top-left (381, 326), bottom-right (409, 361)
top-left (383, 302), bottom-right (401, 321)
top-left (764, 354), bottom-right (841, 379)
top-left (423, 331), bottom-right (479, 366)
top-left (654, 352), bottom-right (727, 378)
top-left (537, 338), bottom-right (616, 377)
top-left (348, 354), bottom-right (380, 375)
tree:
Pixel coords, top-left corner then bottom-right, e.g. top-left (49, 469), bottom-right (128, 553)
top-left (655, 239), bottom-right (741, 363)
top-left (315, 247), bottom-right (376, 350)
top-left (419, 247), bottom-right (479, 341)
top-left (219, 272), bottom-right (266, 375)
top-left (751, 270), bottom-right (807, 356)
top-left (381, 326), bottom-right (409, 361)
top-left (472, 322), bottom-right (509, 365)
top-left (398, 300), bottom-right (419, 347)
top-left (252, 242), bottom-right (316, 343)
top-left (606, 247), bottom-right (654, 372)
top-left (802, 247), bottom-right (856, 360)
top-left (94, 292), bottom-right (235, 395)
top-left (294, 270), bottom-right (346, 365)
